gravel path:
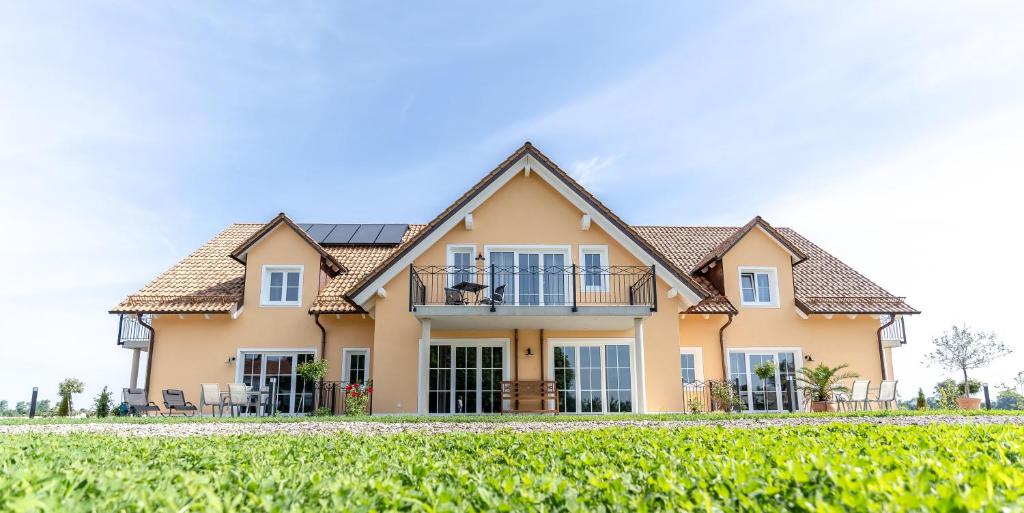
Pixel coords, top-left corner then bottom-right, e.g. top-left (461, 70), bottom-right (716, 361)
top-left (1, 415), bottom-right (1022, 437)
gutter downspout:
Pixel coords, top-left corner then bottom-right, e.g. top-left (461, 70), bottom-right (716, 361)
top-left (137, 314), bottom-right (155, 400)
top-left (718, 313), bottom-right (734, 379)
top-left (876, 315), bottom-right (897, 380)
top-left (314, 314), bottom-right (327, 358)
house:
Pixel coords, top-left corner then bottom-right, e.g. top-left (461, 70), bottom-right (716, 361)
top-left (111, 142), bottom-right (918, 414)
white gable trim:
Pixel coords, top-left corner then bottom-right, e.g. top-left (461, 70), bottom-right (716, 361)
top-left (752, 224), bottom-right (803, 262)
top-left (351, 155), bottom-right (704, 306)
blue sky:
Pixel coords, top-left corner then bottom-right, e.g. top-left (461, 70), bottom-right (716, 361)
top-left (2, 2), bottom-right (1023, 405)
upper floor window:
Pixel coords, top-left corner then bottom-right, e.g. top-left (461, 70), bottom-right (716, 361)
top-left (447, 245), bottom-right (476, 286)
top-left (738, 267), bottom-right (779, 308)
top-left (261, 265), bottom-right (303, 306)
top-left (579, 245), bottom-right (608, 291)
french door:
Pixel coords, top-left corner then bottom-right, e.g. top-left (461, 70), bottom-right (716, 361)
top-left (728, 350), bottom-right (799, 412)
top-left (488, 250), bottom-right (569, 306)
top-left (552, 342), bottom-right (634, 413)
top-left (239, 351), bottom-right (315, 414)
top-left (428, 342), bottom-right (508, 414)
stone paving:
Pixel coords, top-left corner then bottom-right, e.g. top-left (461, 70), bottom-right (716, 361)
top-left (1, 414), bottom-right (1021, 437)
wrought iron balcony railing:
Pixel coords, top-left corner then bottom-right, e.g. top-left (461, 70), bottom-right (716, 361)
top-left (116, 314), bottom-right (152, 346)
top-left (409, 264), bottom-right (657, 312)
top-left (880, 315), bottom-right (907, 344)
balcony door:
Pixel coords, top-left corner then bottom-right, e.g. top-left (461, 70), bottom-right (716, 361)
top-left (486, 246), bottom-right (570, 306)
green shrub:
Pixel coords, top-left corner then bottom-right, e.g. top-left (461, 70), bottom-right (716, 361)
top-left (1, 425), bottom-right (1022, 511)
top-left (310, 407), bottom-right (333, 417)
top-left (916, 387), bottom-right (928, 410)
top-left (94, 387), bottom-right (112, 418)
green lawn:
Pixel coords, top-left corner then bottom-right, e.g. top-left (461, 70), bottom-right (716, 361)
top-left (2, 408), bottom-right (1022, 425)
top-left (2, 424), bottom-right (1023, 512)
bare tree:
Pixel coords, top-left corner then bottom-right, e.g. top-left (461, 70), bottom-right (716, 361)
top-left (924, 325), bottom-right (1011, 398)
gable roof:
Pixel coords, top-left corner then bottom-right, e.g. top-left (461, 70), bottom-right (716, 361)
top-left (229, 212), bottom-right (347, 274)
top-left (691, 216), bottom-right (807, 273)
top-left (632, 225), bottom-right (918, 315)
top-left (346, 142), bottom-right (709, 307)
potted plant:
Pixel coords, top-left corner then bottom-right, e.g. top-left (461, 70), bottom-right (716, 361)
top-left (754, 361), bottom-right (777, 382)
top-left (924, 325), bottom-right (1011, 410)
top-left (297, 359), bottom-right (329, 413)
top-left (795, 363), bottom-right (859, 412)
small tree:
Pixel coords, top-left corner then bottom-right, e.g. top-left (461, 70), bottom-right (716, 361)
top-left (794, 363), bottom-right (859, 402)
top-left (57, 378), bottom-right (85, 417)
top-left (1014, 371), bottom-right (1024, 394)
top-left (94, 387), bottom-right (112, 418)
top-left (996, 389), bottom-right (1024, 410)
top-left (0, 400), bottom-right (7, 416)
top-left (915, 388), bottom-right (927, 410)
top-left (15, 401), bottom-right (28, 415)
top-left (923, 325), bottom-right (1011, 398)
top-left (36, 399), bottom-right (52, 414)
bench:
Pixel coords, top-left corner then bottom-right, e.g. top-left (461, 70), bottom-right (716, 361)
top-left (501, 381), bottom-right (559, 414)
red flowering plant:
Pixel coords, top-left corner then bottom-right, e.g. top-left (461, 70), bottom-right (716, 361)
top-left (344, 380), bottom-right (372, 416)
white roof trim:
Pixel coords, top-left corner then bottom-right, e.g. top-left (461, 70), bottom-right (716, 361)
top-left (352, 155), bottom-right (704, 307)
top-left (753, 224), bottom-right (803, 262)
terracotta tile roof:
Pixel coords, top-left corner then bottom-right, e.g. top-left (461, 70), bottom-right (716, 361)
top-left (692, 216), bottom-right (807, 272)
top-left (230, 213), bottom-right (347, 274)
top-left (632, 225), bottom-right (918, 315)
top-left (111, 223), bottom-right (425, 315)
top-left (111, 224), bottom-right (261, 314)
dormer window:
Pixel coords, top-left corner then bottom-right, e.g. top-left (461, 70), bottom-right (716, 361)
top-left (261, 265), bottom-right (303, 306)
top-left (738, 267), bottom-right (779, 308)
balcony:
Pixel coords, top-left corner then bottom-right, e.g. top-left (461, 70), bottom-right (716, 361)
top-left (116, 314), bottom-right (152, 349)
top-left (879, 315), bottom-right (906, 347)
top-left (409, 264), bottom-right (656, 329)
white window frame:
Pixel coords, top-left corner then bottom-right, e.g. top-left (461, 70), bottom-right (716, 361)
top-left (417, 338), bottom-right (511, 415)
top-left (342, 348), bottom-right (371, 384)
top-left (545, 338), bottom-right (637, 414)
top-left (578, 245), bottom-right (609, 292)
top-left (737, 266), bottom-right (780, 308)
top-left (725, 346), bottom-right (803, 413)
top-left (679, 347), bottom-right (704, 384)
top-left (483, 245), bottom-right (572, 306)
top-left (446, 244), bottom-right (478, 288)
top-left (260, 265), bottom-right (304, 307)
top-left (234, 347), bottom-right (318, 415)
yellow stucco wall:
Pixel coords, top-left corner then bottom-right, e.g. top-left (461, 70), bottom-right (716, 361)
top-left (142, 168), bottom-right (893, 414)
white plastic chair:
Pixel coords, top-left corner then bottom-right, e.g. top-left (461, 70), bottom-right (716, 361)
top-left (872, 380), bottom-right (898, 410)
top-left (847, 380), bottom-right (871, 411)
top-left (198, 384), bottom-right (223, 417)
top-left (224, 383), bottom-right (250, 417)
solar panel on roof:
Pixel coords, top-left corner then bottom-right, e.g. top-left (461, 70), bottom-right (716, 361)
top-left (297, 224), bottom-right (313, 231)
top-left (349, 224), bottom-right (384, 244)
top-left (323, 224), bottom-right (359, 244)
top-left (375, 224), bottom-right (409, 244)
top-left (305, 224), bottom-right (336, 243)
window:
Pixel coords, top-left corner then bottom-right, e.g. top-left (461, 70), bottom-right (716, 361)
top-left (485, 246), bottom-right (571, 306)
top-left (261, 265), bottom-right (303, 306)
top-left (727, 349), bottom-right (801, 413)
top-left (238, 350), bottom-right (315, 414)
top-left (679, 348), bottom-right (703, 385)
top-left (738, 267), bottom-right (779, 307)
top-left (427, 341), bottom-right (507, 414)
top-left (551, 340), bottom-right (633, 413)
top-left (447, 246), bottom-right (475, 286)
top-left (579, 246), bottom-right (608, 291)
top-left (343, 349), bottom-right (370, 384)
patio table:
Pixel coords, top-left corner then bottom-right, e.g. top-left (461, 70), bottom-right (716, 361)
top-left (219, 389), bottom-right (272, 417)
top-left (453, 281), bottom-right (488, 303)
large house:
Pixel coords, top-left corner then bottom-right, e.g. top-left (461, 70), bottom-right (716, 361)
top-left (111, 143), bottom-right (917, 415)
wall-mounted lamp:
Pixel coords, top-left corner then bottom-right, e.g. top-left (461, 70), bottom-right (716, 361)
top-left (803, 354), bottom-right (813, 362)
top-left (226, 356), bottom-right (237, 365)
top-left (525, 347), bottom-right (535, 357)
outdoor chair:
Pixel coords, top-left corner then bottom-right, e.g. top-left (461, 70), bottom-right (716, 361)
top-left (479, 284), bottom-right (506, 306)
top-left (224, 383), bottom-right (258, 417)
top-left (837, 380), bottom-right (871, 411)
top-left (198, 383), bottom-right (223, 417)
top-left (122, 388), bottom-right (160, 416)
top-left (444, 288), bottom-right (465, 305)
top-left (871, 380), bottom-right (899, 410)
top-left (162, 389), bottom-right (198, 416)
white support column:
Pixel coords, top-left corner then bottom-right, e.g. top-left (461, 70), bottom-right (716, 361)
top-left (129, 348), bottom-right (141, 389)
top-left (417, 318), bottom-right (431, 415)
top-left (634, 317), bottom-right (647, 414)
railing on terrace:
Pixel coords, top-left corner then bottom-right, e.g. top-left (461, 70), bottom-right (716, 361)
top-left (307, 381), bottom-right (372, 415)
top-left (880, 315), bottom-right (907, 344)
top-left (409, 265), bottom-right (657, 312)
top-left (681, 379), bottom-right (744, 413)
top-left (116, 314), bottom-right (152, 346)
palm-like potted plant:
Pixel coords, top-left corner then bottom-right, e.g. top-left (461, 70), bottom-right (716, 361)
top-left (795, 363), bottom-right (859, 412)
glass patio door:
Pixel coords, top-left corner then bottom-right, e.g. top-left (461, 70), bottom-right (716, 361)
top-left (240, 351), bottom-right (314, 414)
top-left (553, 343), bottom-right (633, 413)
top-left (428, 343), bottom-right (505, 414)
top-left (748, 353), bottom-right (779, 412)
top-left (489, 250), bottom-right (567, 306)
top-left (729, 351), bottom-right (799, 413)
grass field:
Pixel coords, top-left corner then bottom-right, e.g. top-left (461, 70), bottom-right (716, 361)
top-left (2, 424), bottom-right (1023, 512)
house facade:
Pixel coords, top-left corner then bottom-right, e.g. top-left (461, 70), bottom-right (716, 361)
top-left (112, 143), bottom-right (918, 415)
